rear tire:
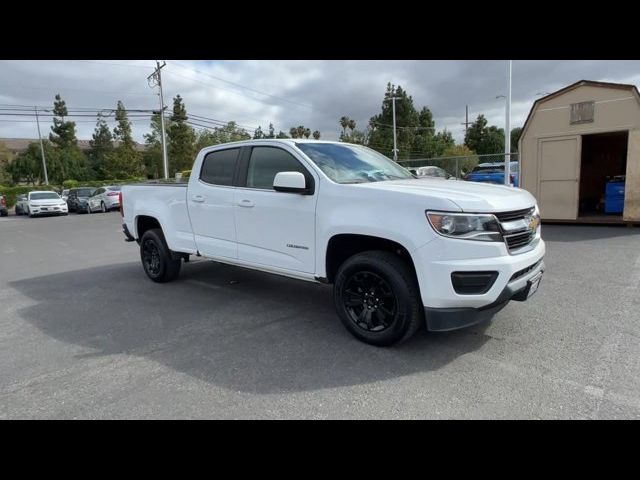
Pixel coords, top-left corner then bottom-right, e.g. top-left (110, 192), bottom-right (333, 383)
top-left (333, 250), bottom-right (424, 346)
top-left (140, 228), bottom-right (182, 283)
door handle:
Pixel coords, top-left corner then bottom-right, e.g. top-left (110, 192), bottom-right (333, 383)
top-left (237, 199), bottom-right (254, 208)
top-left (192, 195), bottom-right (205, 203)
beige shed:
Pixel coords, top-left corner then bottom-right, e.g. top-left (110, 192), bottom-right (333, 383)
top-left (519, 80), bottom-right (640, 223)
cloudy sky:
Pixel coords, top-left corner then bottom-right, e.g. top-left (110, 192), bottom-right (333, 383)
top-left (1, 60), bottom-right (639, 146)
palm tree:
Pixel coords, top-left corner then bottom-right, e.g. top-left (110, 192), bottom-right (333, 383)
top-left (348, 119), bottom-right (356, 134)
top-left (289, 127), bottom-right (298, 138)
top-left (304, 128), bottom-right (311, 139)
top-left (312, 130), bottom-right (320, 140)
top-left (339, 116), bottom-right (350, 135)
top-left (297, 126), bottom-right (306, 138)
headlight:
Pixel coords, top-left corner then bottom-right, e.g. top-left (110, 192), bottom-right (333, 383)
top-left (426, 211), bottom-right (502, 242)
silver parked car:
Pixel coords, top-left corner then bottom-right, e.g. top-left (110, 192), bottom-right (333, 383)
top-left (86, 185), bottom-right (121, 213)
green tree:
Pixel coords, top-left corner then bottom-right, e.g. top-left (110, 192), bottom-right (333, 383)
top-left (347, 119), bottom-right (356, 135)
top-left (88, 114), bottom-right (114, 179)
top-left (194, 129), bottom-right (219, 151)
top-left (143, 112), bottom-right (166, 179)
top-left (253, 126), bottom-right (264, 139)
top-left (289, 127), bottom-right (298, 138)
top-left (276, 130), bottom-right (290, 138)
top-left (105, 100), bottom-right (144, 178)
top-left (339, 116), bottom-right (350, 136)
top-left (464, 114), bottom-right (505, 155)
top-left (312, 130), bottom-right (321, 140)
top-left (367, 83), bottom-right (420, 159)
top-left (167, 95), bottom-right (197, 175)
top-left (511, 127), bottom-right (522, 153)
top-left (7, 142), bottom-right (51, 185)
top-left (464, 114), bottom-right (487, 153)
top-left (48, 93), bottom-right (87, 182)
top-left (442, 144), bottom-right (479, 177)
top-left (0, 141), bottom-right (12, 185)
top-left (303, 128), bottom-right (311, 139)
top-left (267, 123), bottom-right (275, 139)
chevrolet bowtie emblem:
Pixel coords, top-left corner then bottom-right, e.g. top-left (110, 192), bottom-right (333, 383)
top-left (527, 215), bottom-right (539, 231)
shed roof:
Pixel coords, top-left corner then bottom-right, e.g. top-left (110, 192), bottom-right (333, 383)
top-left (519, 80), bottom-right (640, 142)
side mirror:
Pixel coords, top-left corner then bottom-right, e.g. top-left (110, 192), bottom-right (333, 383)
top-left (273, 171), bottom-right (309, 194)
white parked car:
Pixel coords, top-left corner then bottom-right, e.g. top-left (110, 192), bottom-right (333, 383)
top-left (86, 185), bottom-right (122, 213)
top-left (25, 191), bottom-right (68, 217)
top-left (121, 140), bottom-right (545, 346)
top-left (416, 166), bottom-right (454, 179)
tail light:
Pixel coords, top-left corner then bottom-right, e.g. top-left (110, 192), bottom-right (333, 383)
top-left (107, 192), bottom-right (119, 196)
top-left (119, 192), bottom-right (123, 217)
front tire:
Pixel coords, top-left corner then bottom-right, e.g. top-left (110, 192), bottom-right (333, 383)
top-left (333, 250), bottom-right (424, 346)
top-left (86, 204), bottom-right (92, 214)
top-left (101, 202), bottom-right (106, 213)
top-left (140, 228), bottom-right (182, 283)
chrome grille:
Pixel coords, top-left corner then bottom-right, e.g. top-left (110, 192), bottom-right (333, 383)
top-left (494, 207), bottom-right (534, 223)
top-left (495, 207), bottom-right (537, 253)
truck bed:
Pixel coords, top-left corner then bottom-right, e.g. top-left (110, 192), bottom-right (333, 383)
top-left (121, 183), bottom-right (197, 254)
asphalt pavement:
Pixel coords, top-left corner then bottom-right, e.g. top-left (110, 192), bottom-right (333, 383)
top-left (1, 211), bottom-right (639, 418)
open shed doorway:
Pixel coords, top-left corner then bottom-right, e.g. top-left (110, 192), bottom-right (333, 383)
top-left (578, 131), bottom-right (628, 220)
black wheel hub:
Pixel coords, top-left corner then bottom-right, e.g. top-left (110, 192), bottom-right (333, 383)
top-left (142, 239), bottom-right (161, 276)
top-left (343, 271), bottom-right (397, 332)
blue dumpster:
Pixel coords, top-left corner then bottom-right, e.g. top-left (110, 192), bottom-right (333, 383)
top-left (604, 180), bottom-right (625, 214)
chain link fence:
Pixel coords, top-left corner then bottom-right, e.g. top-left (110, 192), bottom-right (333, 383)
top-left (397, 153), bottom-right (519, 179)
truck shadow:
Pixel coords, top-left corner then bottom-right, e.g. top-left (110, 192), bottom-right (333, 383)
top-left (10, 260), bottom-right (492, 394)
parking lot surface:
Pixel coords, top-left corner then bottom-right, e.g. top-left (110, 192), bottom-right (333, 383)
top-left (1, 211), bottom-right (639, 419)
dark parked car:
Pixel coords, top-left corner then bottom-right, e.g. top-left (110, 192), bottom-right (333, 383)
top-left (67, 187), bottom-right (96, 213)
top-left (0, 193), bottom-right (7, 216)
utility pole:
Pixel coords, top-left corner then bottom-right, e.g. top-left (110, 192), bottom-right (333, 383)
top-left (460, 105), bottom-right (472, 135)
top-left (391, 96), bottom-right (400, 161)
top-left (504, 60), bottom-right (512, 186)
top-left (148, 61), bottom-right (169, 180)
top-left (34, 106), bottom-right (49, 185)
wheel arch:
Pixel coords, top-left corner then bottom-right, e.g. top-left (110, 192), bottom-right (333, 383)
top-left (324, 233), bottom-right (418, 284)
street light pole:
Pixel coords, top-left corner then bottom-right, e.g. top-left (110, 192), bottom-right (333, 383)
top-left (34, 106), bottom-right (49, 185)
top-left (504, 60), bottom-right (512, 186)
top-left (391, 96), bottom-right (399, 161)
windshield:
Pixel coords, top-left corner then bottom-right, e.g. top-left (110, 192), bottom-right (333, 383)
top-left (30, 192), bottom-right (60, 200)
top-left (77, 188), bottom-right (94, 197)
top-left (107, 186), bottom-right (121, 191)
top-left (296, 143), bottom-right (413, 184)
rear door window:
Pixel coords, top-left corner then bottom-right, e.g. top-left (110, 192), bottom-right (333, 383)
top-left (200, 148), bottom-right (240, 186)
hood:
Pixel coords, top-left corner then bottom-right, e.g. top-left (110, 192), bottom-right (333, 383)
top-left (355, 178), bottom-right (537, 212)
top-left (29, 198), bottom-right (65, 206)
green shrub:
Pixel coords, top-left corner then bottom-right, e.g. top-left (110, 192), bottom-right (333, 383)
top-left (62, 179), bottom-right (80, 189)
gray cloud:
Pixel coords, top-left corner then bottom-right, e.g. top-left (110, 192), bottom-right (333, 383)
top-left (1, 60), bottom-right (639, 147)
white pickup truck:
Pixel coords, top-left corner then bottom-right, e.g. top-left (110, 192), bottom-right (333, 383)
top-left (121, 140), bottom-right (545, 346)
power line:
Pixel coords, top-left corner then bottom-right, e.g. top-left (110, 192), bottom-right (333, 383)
top-left (169, 61), bottom-right (312, 110)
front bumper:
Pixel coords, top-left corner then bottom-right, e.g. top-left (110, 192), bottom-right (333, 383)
top-left (424, 259), bottom-right (544, 331)
top-left (29, 205), bottom-right (68, 215)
